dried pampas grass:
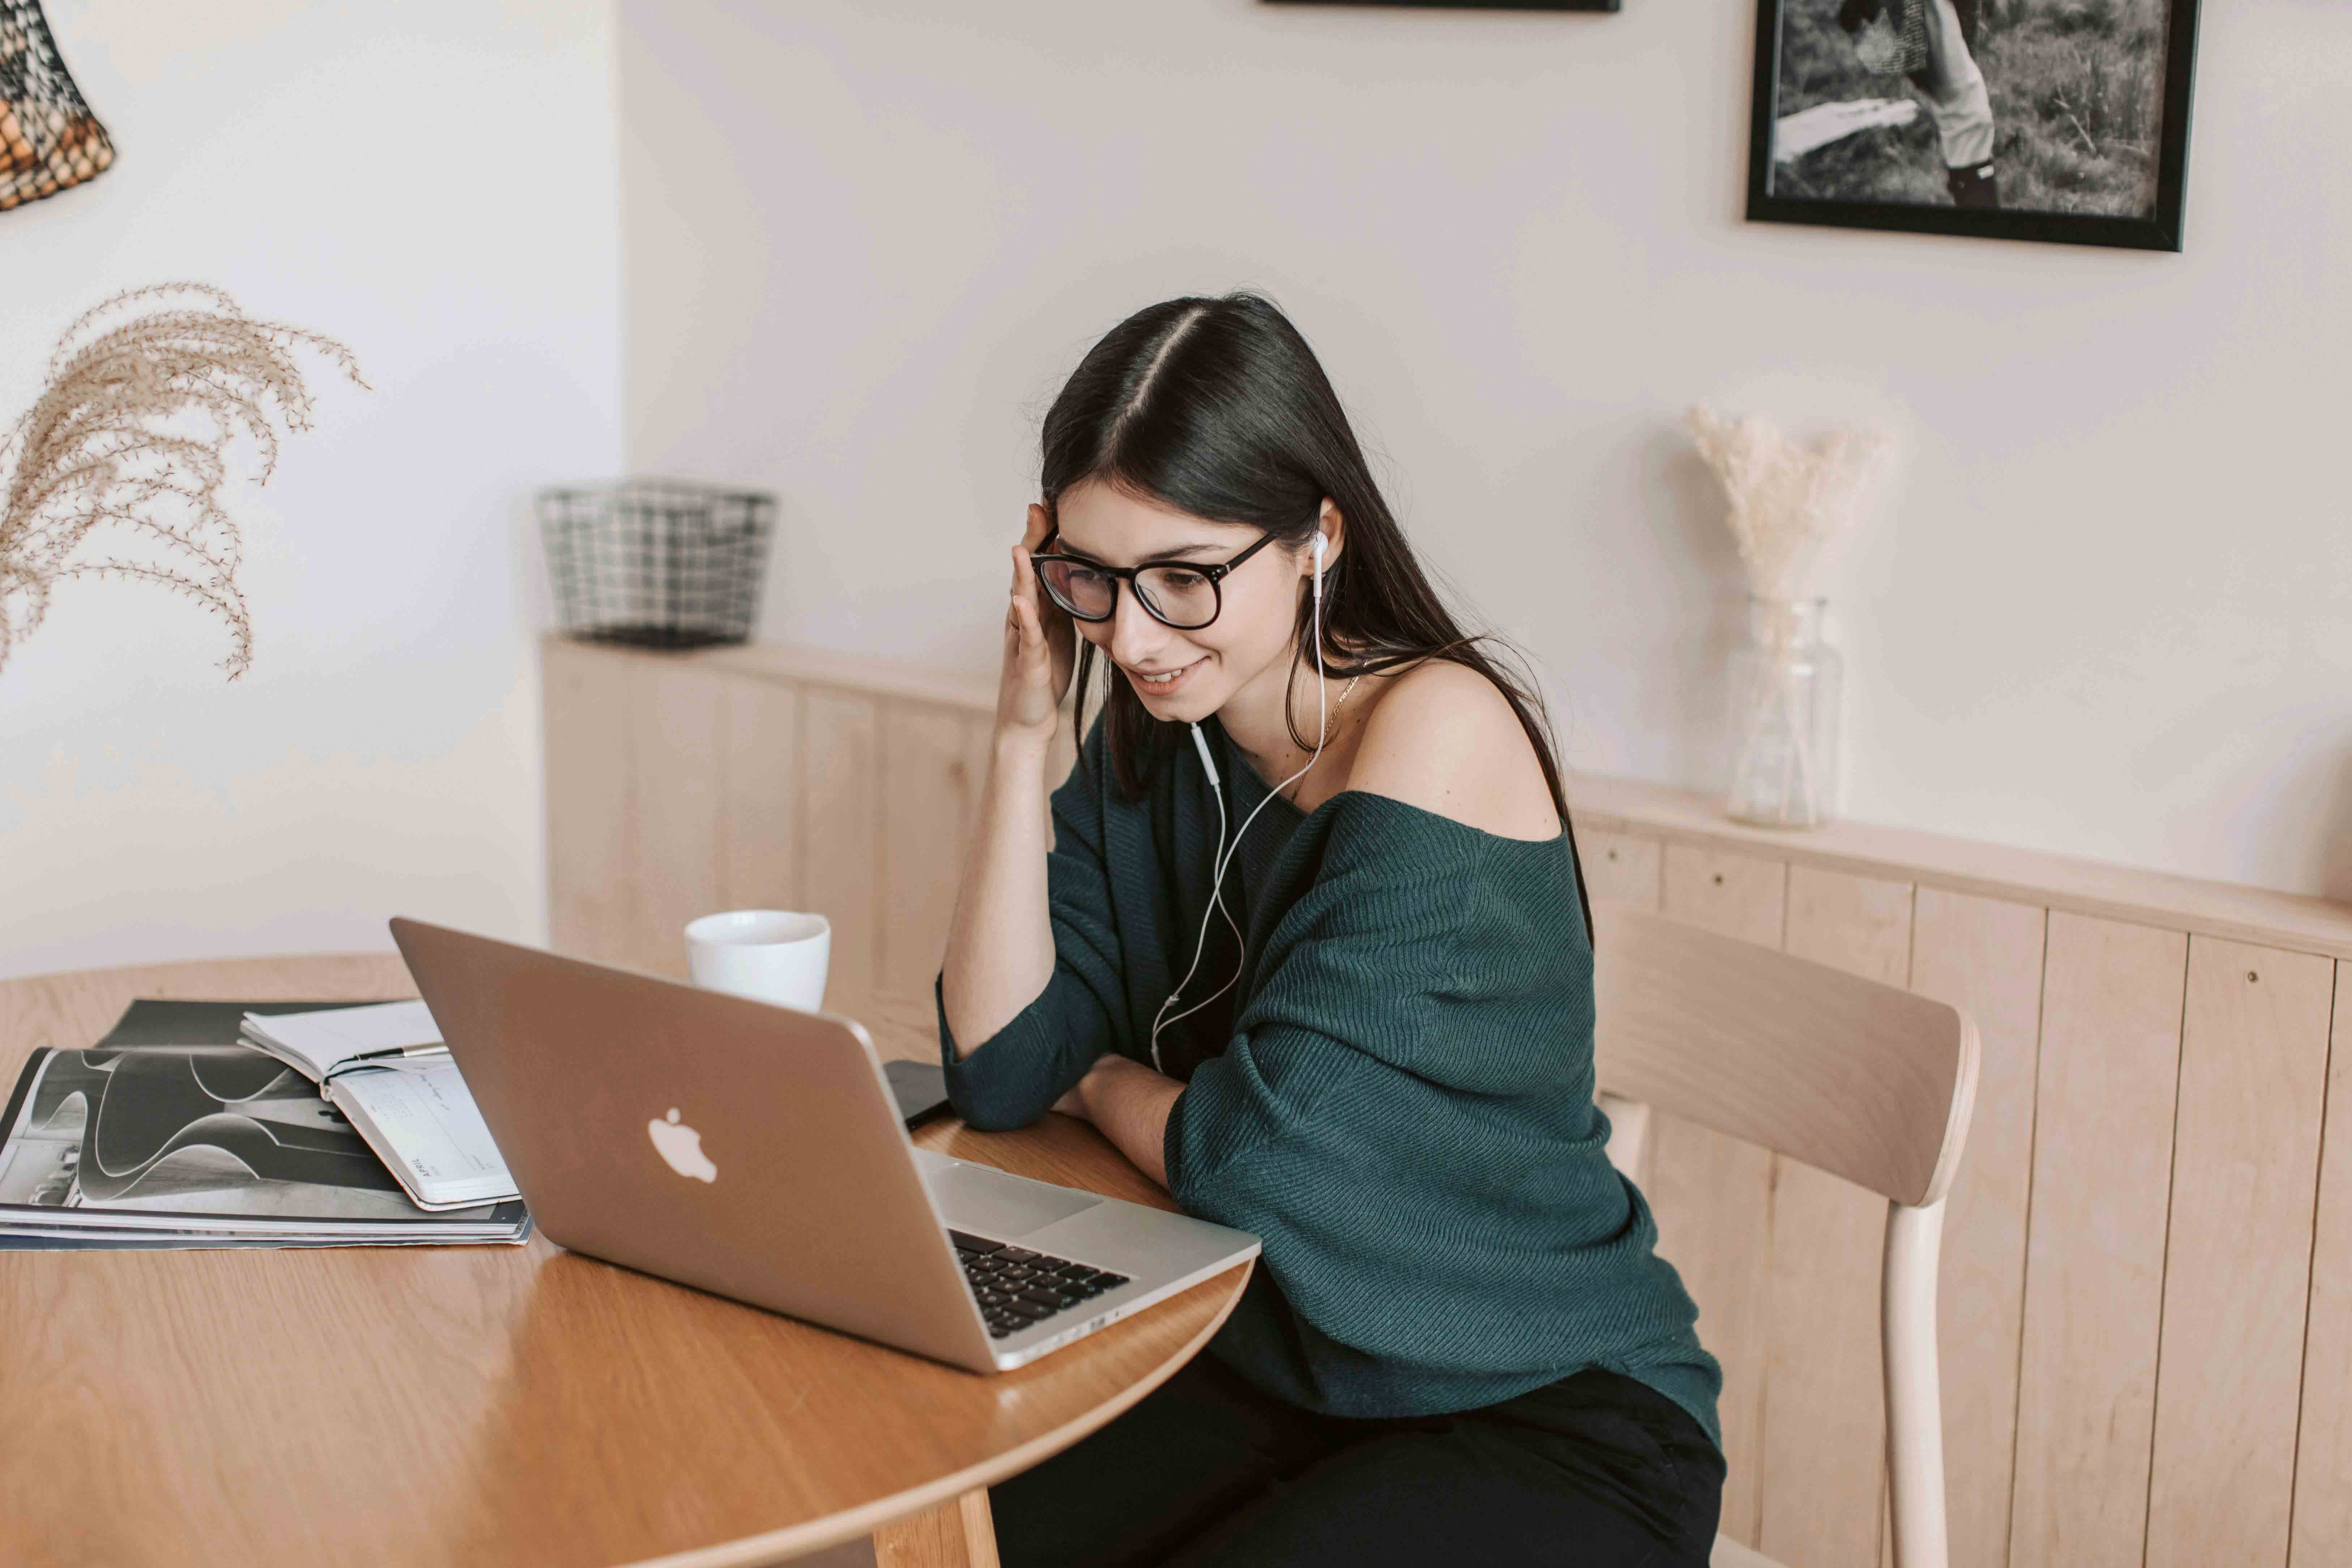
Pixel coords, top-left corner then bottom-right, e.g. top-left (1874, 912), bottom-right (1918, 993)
top-left (1685, 404), bottom-right (1891, 603)
top-left (0, 283), bottom-right (366, 680)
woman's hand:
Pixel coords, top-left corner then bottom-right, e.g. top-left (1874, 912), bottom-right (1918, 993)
top-left (1044, 1055), bottom-right (1182, 1191)
top-left (998, 502), bottom-right (1076, 745)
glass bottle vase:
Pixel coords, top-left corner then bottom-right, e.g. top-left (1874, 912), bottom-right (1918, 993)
top-left (1725, 595), bottom-right (1842, 829)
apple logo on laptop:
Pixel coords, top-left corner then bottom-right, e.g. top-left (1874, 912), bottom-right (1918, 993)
top-left (648, 1107), bottom-right (717, 1183)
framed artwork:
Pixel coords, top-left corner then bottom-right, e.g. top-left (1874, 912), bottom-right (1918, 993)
top-left (1747, 0), bottom-right (2201, 251)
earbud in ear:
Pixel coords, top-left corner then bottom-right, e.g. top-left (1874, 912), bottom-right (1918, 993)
top-left (1311, 529), bottom-right (1328, 558)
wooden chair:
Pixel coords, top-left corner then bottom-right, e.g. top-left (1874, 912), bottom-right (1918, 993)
top-left (1588, 900), bottom-right (1980, 1568)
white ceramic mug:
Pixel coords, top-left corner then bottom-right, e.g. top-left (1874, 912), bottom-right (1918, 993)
top-left (684, 909), bottom-right (831, 1012)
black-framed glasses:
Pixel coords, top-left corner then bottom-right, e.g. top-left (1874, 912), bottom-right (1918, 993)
top-left (1029, 527), bottom-right (1282, 631)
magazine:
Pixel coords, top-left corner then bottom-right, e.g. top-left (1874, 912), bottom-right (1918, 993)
top-left (0, 999), bottom-right (529, 1247)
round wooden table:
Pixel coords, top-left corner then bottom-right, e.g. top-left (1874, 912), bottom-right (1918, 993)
top-left (0, 955), bottom-right (1252, 1568)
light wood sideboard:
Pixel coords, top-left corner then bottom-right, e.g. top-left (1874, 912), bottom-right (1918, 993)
top-left (541, 634), bottom-right (2352, 1568)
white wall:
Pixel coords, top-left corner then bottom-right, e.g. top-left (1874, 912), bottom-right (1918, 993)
top-left (0, 0), bottom-right (623, 980)
top-left (619, 0), bottom-right (2352, 898)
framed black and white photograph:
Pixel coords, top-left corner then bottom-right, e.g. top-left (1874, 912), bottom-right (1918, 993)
top-left (1747, 0), bottom-right (2202, 250)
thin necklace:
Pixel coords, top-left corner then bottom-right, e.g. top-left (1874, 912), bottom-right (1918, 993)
top-left (1280, 674), bottom-right (1361, 805)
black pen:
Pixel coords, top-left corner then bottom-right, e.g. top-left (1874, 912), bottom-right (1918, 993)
top-left (318, 1042), bottom-right (449, 1090)
top-left (342, 1044), bottom-right (449, 1063)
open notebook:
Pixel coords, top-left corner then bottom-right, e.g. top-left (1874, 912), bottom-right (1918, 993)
top-left (241, 1002), bottom-right (518, 1212)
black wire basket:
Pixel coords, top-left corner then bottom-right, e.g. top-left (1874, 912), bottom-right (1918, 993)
top-left (537, 479), bottom-right (776, 649)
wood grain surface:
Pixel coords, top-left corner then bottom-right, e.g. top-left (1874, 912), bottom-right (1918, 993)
top-left (2008, 913), bottom-right (2185, 1568)
top-left (2290, 962), bottom-right (2352, 1568)
top-left (1757, 865), bottom-right (1915, 1568)
top-left (1567, 771), bottom-right (2352, 965)
top-left (2145, 938), bottom-right (2332, 1568)
top-left (1571, 826), bottom-right (1662, 909)
top-left (1906, 888), bottom-right (2046, 1568)
top-left (801, 689), bottom-right (883, 1002)
top-left (1644, 844), bottom-right (1785, 1546)
top-left (0, 955), bottom-right (1248, 1568)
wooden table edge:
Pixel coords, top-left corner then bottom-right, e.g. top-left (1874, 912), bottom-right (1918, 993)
top-left (618, 1258), bottom-right (1255, 1568)
top-left (1, 952), bottom-right (1255, 1568)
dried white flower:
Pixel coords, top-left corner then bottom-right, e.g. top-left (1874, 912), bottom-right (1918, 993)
top-left (0, 283), bottom-right (365, 680)
top-left (1685, 404), bottom-right (1891, 603)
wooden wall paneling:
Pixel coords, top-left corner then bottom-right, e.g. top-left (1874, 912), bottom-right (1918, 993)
top-left (542, 641), bottom-right (636, 965)
top-left (1565, 771), bottom-right (2352, 966)
top-left (2291, 962), bottom-right (2352, 1567)
top-left (2144, 938), bottom-right (2333, 1568)
top-left (877, 702), bottom-right (982, 1002)
top-left (1574, 826), bottom-right (1662, 909)
top-left (801, 688), bottom-right (882, 1002)
top-left (625, 659), bottom-right (729, 980)
top-left (2008, 913), bottom-right (2187, 1568)
top-left (1661, 845), bottom-right (1788, 948)
top-left (1907, 888), bottom-right (2048, 1568)
top-left (1756, 866), bottom-right (1914, 1568)
top-left (1648, 845), bottom-right (1787, 1545)
top-left (720, 678), bottom-right (804, 915)
top-left (1582, 830), bottom-right (1661, 1187)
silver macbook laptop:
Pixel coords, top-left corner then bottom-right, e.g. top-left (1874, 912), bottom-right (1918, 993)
top-left (388, 918), bottom-right (1259, 1372)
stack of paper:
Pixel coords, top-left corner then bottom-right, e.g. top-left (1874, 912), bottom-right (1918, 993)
top-left (0, 1000), bottom-right (529, 1250)
top-left (240, 999), bottom-right (444, 1081)
top-left (239, 1002), bottom-right (520, 1212)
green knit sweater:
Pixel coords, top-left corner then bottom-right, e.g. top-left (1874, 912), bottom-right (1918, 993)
top-left (934, 711), bottom-right (1721, 1447)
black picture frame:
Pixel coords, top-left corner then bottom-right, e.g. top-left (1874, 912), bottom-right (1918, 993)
top-left (1745, 0), bottom-right (2201, 252)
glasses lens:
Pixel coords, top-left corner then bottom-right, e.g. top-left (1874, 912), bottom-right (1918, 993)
top-left (1039, 559), bottom-right (1115, 619)
top-left (1135, 566), bottom-right (1219, 629)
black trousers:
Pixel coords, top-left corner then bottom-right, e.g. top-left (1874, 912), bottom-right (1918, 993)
top-left (989, 1351), bottom-right (1724, 1567)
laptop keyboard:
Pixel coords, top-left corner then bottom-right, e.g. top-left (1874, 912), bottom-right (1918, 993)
top-left (950, 1229), bottom-right (1131, 1340)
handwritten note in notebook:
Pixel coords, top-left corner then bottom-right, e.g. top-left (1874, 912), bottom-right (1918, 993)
top-left (327, 1058), bottom-right (518, 1211)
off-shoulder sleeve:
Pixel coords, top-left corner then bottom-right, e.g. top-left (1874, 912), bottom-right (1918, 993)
top-left (1162, 792), bottom-right (1683, 1415)
top-left (1163, 795), bottom-right (1494, 1193)
top-left (934, 717), bottom-right (1134, 1131)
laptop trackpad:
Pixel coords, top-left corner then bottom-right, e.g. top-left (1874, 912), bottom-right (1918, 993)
top-left (927, 1160), bottom-right (1102, 1241)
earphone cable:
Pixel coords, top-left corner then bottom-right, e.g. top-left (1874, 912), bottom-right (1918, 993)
top-left (1150, 534), bottom-right (1336, 1069)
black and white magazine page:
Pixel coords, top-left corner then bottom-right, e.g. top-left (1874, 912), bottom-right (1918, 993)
top-left (0, 1039), bottom-right (527, 1245)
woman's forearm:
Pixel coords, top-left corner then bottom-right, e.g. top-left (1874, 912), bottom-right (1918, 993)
top-left (1077, 1055), bottom-right (1184, 1190)
top-left (939, 731), bottom-right (1058, 1059)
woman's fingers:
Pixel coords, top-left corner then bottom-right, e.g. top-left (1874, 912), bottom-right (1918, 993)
top-left (1007, 567), bottom-right (1052, 683)
top-left (1002, 506), bottom-right (1074, 721)
top-left (1010, 582), bottom-right (1040, 658)
top-left (1011, 544), bottom-right (1045, 632)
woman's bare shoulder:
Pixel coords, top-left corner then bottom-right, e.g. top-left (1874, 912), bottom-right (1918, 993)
top-left (1345, 659), bottom-right (1561, 841)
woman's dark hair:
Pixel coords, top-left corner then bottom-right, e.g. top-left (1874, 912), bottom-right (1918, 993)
top-left (1038, 290), bottom-right (1594, 942)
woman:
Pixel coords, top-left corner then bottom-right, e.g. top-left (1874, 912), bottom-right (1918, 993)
top-left (936, 292), bottom-right (1722, 1567)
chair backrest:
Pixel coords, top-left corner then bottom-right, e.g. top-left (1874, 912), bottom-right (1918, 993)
top-left (1590, 900), bottom-right (1979, 1208)
top-left (1591, 899), bottom-right (1980, 1568)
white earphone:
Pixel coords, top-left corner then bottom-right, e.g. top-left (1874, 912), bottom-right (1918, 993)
top-left (1149, 526), bottom-right (1331, 1072)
